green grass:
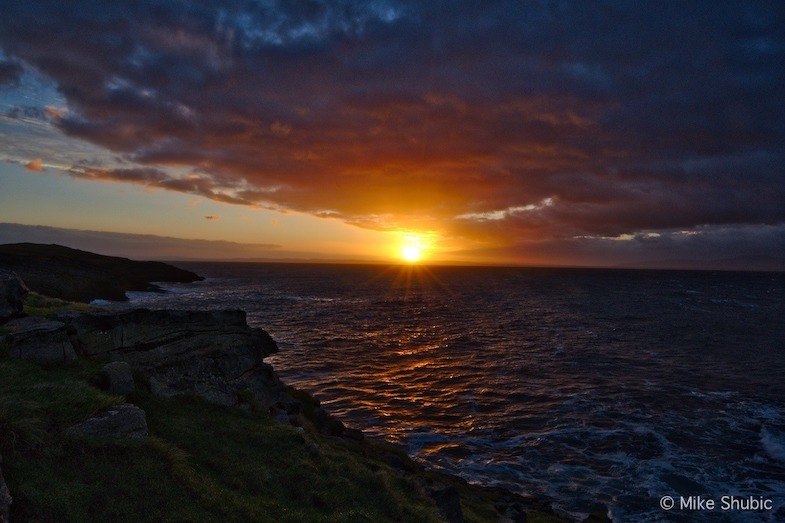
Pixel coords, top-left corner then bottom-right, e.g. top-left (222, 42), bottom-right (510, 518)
top-left (0, 357), bottom-right (443, 522)
top-left (22, 292), bottom-right (94, 317)
top-left (0, 355), bottom-right (564, 522)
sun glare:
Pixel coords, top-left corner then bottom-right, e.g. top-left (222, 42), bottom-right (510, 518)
top-left (399, 234), bottom-right (428, 263)
top-left (402, 244), bottom-right (422, 262)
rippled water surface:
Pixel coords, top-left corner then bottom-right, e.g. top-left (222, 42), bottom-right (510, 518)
top-left (122, 264), bottom-right (785, 521)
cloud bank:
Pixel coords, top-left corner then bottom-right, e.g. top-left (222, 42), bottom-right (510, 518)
top-left (1, 1), bottom-right (783, 263)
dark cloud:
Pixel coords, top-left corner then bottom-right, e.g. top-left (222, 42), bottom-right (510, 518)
top-left (449, 224), bottom-right (785, 270)
top-left (1, 1), bottom-right (784, 262)
top-left (67, 167), bottom-right (260, 206)
top-left (0, 58), bottom-right (22, 86)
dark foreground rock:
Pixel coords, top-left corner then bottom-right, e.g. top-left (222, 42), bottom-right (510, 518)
top-left (0, 269), bottom-right (28, 321)
top-left (2, 317), bottom-right (77, 363)
top-left (0, 459), bottom-right (10, 523)
top-left (0, 243), bottom-right (202, 302)
top-left (66, 403), bottom-right (148, 440)
top-left (62, 309), bottom-right (289, 409)
top-left (101, 361), bottom-right (135, 395)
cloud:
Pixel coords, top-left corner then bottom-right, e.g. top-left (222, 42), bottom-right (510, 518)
top-left (0, 58), bottom-right (22, 86)
top-left (0, 1), bottom-right (783, 263)
top-left (66, 167), bottom-right (261, 207)
top-left (43, 105), bottom-right (68, 119)
top-left (448, 223), bottom-right (785, 269)
top-left (25, 158), bottom-right (44, 171)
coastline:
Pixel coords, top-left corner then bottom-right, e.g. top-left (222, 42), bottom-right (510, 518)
top-left (0, 267), bottom-right (573, 521)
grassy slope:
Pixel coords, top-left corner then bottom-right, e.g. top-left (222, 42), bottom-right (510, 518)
top-left (22, 292), bottom-right (95, 317)
top-left (1, 298), bottom-right (564, 522)
top-left (0, 357), bottom-right (443, 522)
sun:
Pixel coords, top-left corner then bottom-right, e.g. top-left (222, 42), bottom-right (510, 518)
top-left (394, 231), bottom-right (437, 264)
top-left (401, 243), bottom-right (423, 263)
top-left (399, 234), bottom-right (427, 263)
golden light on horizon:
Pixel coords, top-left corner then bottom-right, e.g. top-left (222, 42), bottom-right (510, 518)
top-left (398, 233), bottom-right (430, 263)
top-left (401, 243), bottom-right (423, 262)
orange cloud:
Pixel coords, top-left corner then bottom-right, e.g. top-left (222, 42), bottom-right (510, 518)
top-left (44, 105), bottom-right (68, 119)
top-left (25, 158), bottom-right (45, 172)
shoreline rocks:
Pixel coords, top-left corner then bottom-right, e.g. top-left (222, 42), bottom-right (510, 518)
top-left (62, 309), bottom-right (290, 410)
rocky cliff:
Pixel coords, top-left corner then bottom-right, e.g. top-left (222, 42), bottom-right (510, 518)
top-left (66, 309), bottom-right (290, 409)
top-left (4, 309), bottom-right (290, 409)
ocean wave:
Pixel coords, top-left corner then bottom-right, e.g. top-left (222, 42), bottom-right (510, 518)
top-left (124, 262), bottom-right (785, 521)
top-left (761, 428), bottom-right (785, 463)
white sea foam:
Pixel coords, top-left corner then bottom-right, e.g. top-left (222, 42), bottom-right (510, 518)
top-left (761, 427), bottom-right (785, 463)
top-left (88, 298), bottom-right (112, 306)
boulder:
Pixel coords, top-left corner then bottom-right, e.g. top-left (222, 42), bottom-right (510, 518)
top-left (2, 317), bottom-right (77, 363)
top-left (62, 309), bottom-right (290, 409)
top-left (66, 404), bottom-right (148, 440)
top-left (429, 485), bottom-right (465, 523)
top-left (0, 268), bottom-right (28, 321)
top-left (101, 361), bottom-right (134, 395)
top-left (0, 459), bottom-right (11, 523)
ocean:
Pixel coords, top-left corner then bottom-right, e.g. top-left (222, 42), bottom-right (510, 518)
top-left (114, 263), bottom-right (785, 521)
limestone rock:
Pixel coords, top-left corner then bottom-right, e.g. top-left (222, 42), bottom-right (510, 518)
top-left (101, 361), bottom-right (135, 395)
top-left (2, 317), bottom-right (77, 363)
top-left (0, 459), bottom-right (11, 523)
top-left (66, 404), bottom-right (148, 440)
top-left (0, 268), bottom-right (28, 320)
top-left (62, 309), bottom-right (290, 409)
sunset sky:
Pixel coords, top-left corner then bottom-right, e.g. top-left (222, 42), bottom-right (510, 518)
top-left (0, 1), bottom-right (783, 266)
